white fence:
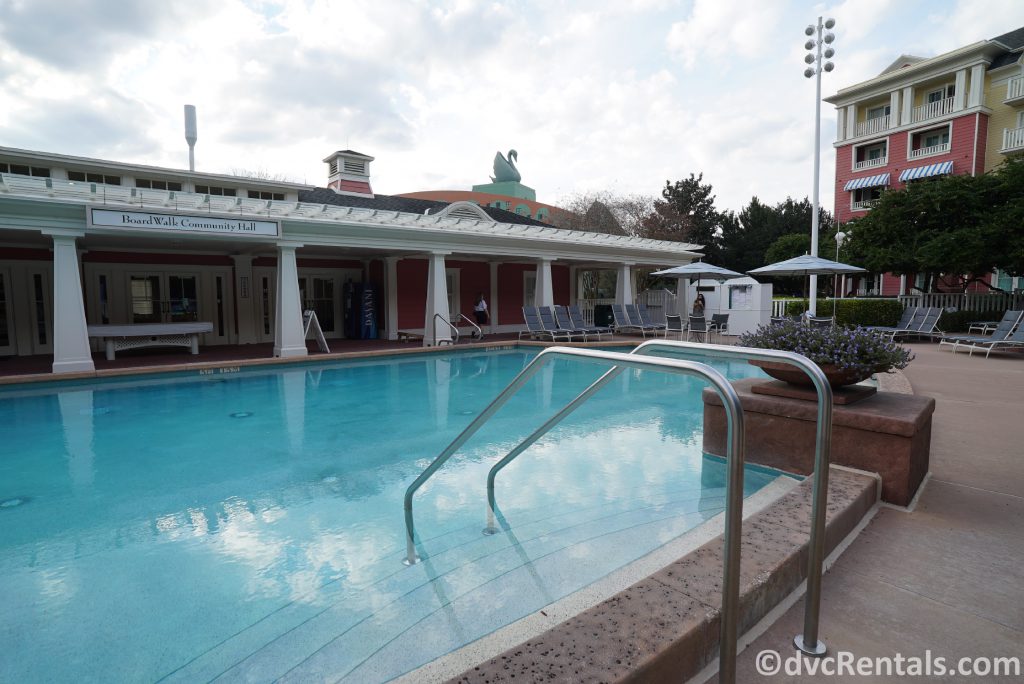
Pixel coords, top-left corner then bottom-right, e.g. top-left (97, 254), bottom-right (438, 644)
top-left (576, 298), bottom-right (615, 326)
top-left (899, 292), bottom-right (1024, 312)
top-left (636, 289), bottom-right (678, 324)
top-left (1002, 126), bottom-right (1024, 153)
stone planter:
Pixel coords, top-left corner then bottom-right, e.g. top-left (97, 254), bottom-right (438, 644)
top-left (750, 359), bottom-right (883, 388)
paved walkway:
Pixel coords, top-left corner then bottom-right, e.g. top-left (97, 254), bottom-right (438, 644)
top-left (721, 342), bottom-right (1024, 682)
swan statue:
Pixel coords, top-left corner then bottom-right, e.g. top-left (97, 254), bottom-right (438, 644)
top-left (491, 149), bottom-right (521, 183)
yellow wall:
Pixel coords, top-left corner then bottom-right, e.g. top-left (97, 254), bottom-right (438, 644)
top-left (982, 69), bottom-right (1024, 173)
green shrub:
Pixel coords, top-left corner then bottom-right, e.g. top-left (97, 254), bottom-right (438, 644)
top-left (783, 298), bottom-right (904, 327)
top-left (937, 309), bottom-right (1006, 333)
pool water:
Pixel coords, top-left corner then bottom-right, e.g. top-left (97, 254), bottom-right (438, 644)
top-left (0, 348), bottom-right (774, 683)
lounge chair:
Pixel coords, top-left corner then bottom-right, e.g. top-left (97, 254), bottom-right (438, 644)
top-left (627, 304), bottom-right (665, 336)
top-left (957, 320), bottom-right (1024, 358)
top-left (893, 307), bottom-right (941, 341)
top-left (553, 305), bottom-right (603, 341)
top-left (687, 315), bottom-right (710, 342)
top-left (939, 310), bottom-right (1023, 356)
top-left (866, 306), bottom-right (917, 335)
top-left (770, 316), bottom-right (789, 327)
top-left (636, 304), bottom-right (667, 332)
top-left (664, 314), bottom-right (685, 340)
top-left (567, 305), bottom-right (614, 338)
top-left (539, 306), bottom-right (586, 341)
top-left (519, 306), bottom-right (579, 341)
top-left (611, 304), bottom-right (659, 337)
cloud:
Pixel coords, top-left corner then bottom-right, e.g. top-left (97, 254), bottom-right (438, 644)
top-left (666, 0), bottom-right (784, 70)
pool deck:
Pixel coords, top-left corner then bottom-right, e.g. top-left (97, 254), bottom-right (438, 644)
top-left (0, 333), bottom-right (648, 385)
top-left (719, 341), bottom-right (1024, 682)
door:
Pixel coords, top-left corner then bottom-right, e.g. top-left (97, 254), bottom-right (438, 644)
top-left (253, 267), bottom-right (276, 344)
top-left (27, 268), bottom-right (54, 354)
top-left (0, 269), bottom-right (15, 355)
top-left (299, 276), bottom-right (338, 335)
top-left (128, 272), bottom-right (200, 324)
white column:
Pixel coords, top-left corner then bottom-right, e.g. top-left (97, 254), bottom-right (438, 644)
top-left (967, 64), bottom-right (985, 107)
top-left (953, 69), bottom-right (967, 111)
top-left (423, 251), bottom-right (451, 346)
top-left (46, 230), bottom-right (95, 373)
top-left (273, 242), bottom-right (307, 358)
top-left (889, 91), bottom-right (901, 127)
top-left (58, 389), bottom-right (95, 490)
top-left (385, 256), bottom-right (399, 341)
top-left (675, 276), bottom-right (689, 315)
top-left (836, 108), bottom-right (845, 142)
top-left (231, 254), bottom-right (257, 344)
top-left (615, 263), bottom-right (634, 305)
top-left (901, 86), bottom-right (914, 124)
top-left (899, 274), bottom-right (907, 296)
top-left (488, 261), bottom-right (500, 333)
top-left (534, 258), bottom-right (554, 307)
top-left (844, 105), bottom-right (856, 139)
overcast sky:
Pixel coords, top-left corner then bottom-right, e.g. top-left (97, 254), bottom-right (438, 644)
top-left (1, 0), bottom-right (1022, 215)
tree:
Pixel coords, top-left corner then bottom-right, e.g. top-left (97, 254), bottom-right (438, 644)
top-left (636, 174), bottom-right (722, 262)
top-left (551, 191), bottom-right (654, 236)
top-left (718, 196), bottom-right (834, 273)
top-left (230, 167), bottom-right (296, 183)
top-left (843, 159), bottom-right (1024, 292)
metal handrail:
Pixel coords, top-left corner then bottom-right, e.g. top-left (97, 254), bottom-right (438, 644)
top-left (403, 346), bottom-right (747, 683)
top-left (432, 313), bottom-right (458, 346)
top-left (456, 313), bottom-right (483, 340)
top-left (483, 340), bottom-right (835, 671)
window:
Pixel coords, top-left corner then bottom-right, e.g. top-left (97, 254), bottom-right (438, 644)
top-left (195, 185), bottom-right (237, 197)
top-left (68, 171), bottom-right (121, 185)
top-left (866, 105), bottom-right (890, 120)
top-left (926, 84), bottom-right (954, 103)
top-left (922, 129), bottom-right (950, 148)
top-left (247, 190), bottom-right (285, 200)
top-left (136, 178), bottom-right (183, 191)
top-left (853, 187), bottom-right (883, 204)
top-left (0, 162), bottom-right (50, 177)
top-left (524, 272), bottom-right (536, 307)
top-left (328, 160), bottom-right (338, 175)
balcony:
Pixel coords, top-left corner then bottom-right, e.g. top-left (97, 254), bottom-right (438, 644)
top-left (851, 199), bottom-right (878, 211)
top-left (853, 156), bottom-right (888, 171)
top-left (908, 142), bottom-right (951, 160)
top-left (1002, 126), bottom-right (1024, 154)
top-left (854, 115), bottom-right (890, 137)
top-left (1007, 76), bottom-right (1024, 105)
top-left (911, 97), bottom-right (955, 124)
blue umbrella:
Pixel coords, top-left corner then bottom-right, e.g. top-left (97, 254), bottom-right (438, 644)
top-left (748, 254), bottom-right (865, 277)
top-left (652, 262), bottom-right (744, 317)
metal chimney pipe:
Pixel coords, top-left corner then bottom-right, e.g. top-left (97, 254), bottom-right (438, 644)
top-left (184, 105), bottom-right (197, 172)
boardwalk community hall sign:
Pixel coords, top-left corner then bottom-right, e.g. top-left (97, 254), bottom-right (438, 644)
top-left (88, 208), bottom-right (280, 237)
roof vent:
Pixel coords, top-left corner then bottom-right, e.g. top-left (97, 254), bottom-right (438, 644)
top-left (323, 149), bottom-right (374, 198)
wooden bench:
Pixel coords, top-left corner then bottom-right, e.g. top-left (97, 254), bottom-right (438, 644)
top-left (87, 322), bottom-right (214, 361)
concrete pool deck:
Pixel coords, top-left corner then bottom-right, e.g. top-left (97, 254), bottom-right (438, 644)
top-left (719, 341), bottom-right (1024, 682)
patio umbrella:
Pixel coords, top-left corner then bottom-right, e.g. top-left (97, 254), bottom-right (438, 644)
top-left (748, 255), bottom-right (866, 316)
top-left (651, 261), bottom-right (744, 316)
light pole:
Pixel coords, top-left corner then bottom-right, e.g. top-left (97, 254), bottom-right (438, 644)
top-left (804, 17), bottom-right (836, 316)
top-left (835, 230), bottom-right (847, 298)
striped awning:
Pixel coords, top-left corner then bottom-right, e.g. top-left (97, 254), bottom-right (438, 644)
top-left (843, 173), bottom-right (890, 192)
top-left (899, 161), bottom-right (953, 182)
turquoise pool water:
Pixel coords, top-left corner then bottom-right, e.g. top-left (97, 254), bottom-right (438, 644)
top-left (0, 348), bottom-right (774, 683)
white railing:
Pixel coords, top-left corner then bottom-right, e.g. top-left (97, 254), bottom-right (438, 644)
top-left (576, 297), bottom-right (615, 326)
top-left (853, 156), bottom-right (887, 171)
top-left (1002, 126), bottom-right (1024, 153)
top-left (854, 115), bottom-right (890, 137)
top-left (1007, 76), bottom-right (1024, 101)
top-left (911, 96), bottom-right (955, 123)
top-left (771, 299), bottom-right (801, 317)
top-left (899, 291), bottom-right (1024, 312)
top-left (636, 289), bottom-right (678, 324)
top-left (851, 199), bottom-right (878, 211)
top-left (908, 142), bottom-right (951, 159)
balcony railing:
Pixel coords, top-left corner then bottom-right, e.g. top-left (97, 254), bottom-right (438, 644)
top-left (1007, 76), bottom-right (1024, 103)
top-left (851, 199), bottom-right (878, 211)
top-left (911, 96), bottom-right (954, 123)
top-left (1002, 126), bottom-right (1024, 153)
top-left (854, 115), bottom-right (890, 137)
top-left (908, 142), bottom-right (951, 160)
top-left (853, 156), bottom-right (887, 171)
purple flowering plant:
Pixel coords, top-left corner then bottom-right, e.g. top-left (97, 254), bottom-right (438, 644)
top-left (738, 319), bottom-right (913, 377)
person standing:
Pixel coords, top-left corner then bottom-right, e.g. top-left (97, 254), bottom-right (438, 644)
top-left (692, 292), bottom-right (706, 317)
top-left (473, 292), bottom-right (489, 337)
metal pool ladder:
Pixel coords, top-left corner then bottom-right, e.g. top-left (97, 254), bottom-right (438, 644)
top-left (403, 342), bottom-right (835, 683)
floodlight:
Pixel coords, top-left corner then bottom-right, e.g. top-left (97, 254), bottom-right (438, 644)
top-left (823, 61), bottom-right (834, 72)
top-left (804, 67), bottom-right (815, 78)
top-left (805, 39), bottom-right (815, 50)
top-left (804, 54), bottom-right (815, 64)
top-left (823, 32), bottom-right (835, 43)
top-left (824, 47), bottom-right (835, 58)
top-left (825, 18), bottom-right (835, 29)
top-left (805, 25), bottom-right (814, 36)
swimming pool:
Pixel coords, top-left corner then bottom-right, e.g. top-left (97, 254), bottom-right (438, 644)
top-left (0, 348), bottom-right (776, 683)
